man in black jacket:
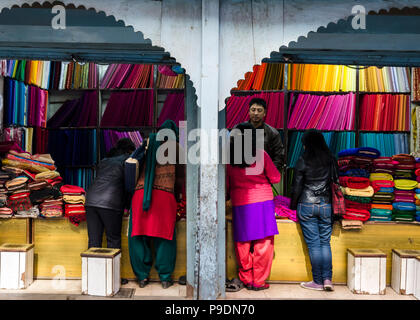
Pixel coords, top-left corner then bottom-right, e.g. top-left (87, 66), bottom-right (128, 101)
top-left (234, 97), bottom-right (285, 172)
top-left (85, 138), bottom-right (135, 249)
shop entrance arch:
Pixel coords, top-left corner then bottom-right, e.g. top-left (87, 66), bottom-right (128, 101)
top-left (0, 1), bottom-right (200, 298)
top-left (223, 6), bottom-right (420, 284)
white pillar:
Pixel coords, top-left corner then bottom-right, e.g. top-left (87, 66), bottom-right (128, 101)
top-left (198, 0), bottom-right (222, 300)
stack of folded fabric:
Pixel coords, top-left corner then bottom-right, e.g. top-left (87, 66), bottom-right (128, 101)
top-left (341, 219), bottom-right (363, 230)
top-left (369, 172), bottom-right (395, 222)
top-left (393, 180), bottom-right (417, 222)
top-left (39, 198), bottom-right (64, 218)
top-left (338, 147), bottom-right (380, 223)
top-left (273, 195), bottom-right (297, 222)
top-left (5, 176), bottom-right (32, 214)
top-left (392, 154), bottom-right (417, 222)
top-left (16, 206), bottom-right (39, 218)
top-left (0, 207), bottom-right (13, 217)
top-left (60, 185), bottom-right (86, 226)
top-left (415, 161), bottom-right (420, 222)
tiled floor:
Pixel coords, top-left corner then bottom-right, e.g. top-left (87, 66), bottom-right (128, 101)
top-left (0, 280), bottom-right (416, 300)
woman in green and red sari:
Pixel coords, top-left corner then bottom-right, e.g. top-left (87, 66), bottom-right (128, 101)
top-left (128, 120), bottom-right (185, 289)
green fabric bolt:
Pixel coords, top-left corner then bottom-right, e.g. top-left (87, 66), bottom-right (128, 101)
top-left (142, 119), bottom-right (179, 211)
top-left (392, 209), bottom-right (416, 216)
top-left (344, 195), bottom-right (371, 203)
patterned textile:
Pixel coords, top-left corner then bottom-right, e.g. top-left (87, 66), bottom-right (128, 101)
top-left (7, 192), bottom-right (32, 212)
top-left (136, 163), bottom-right (176, 194)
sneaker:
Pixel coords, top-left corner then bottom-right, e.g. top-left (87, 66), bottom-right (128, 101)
top-left (323, 279), bottom-right (334, 291)
top-left (300, 281), bottom-right (324, 291)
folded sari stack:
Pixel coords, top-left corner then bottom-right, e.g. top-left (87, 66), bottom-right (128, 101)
top-left (391, 154), bottom-right (417, 222)
top-left (338, 147), bottom-right (380, 222)
top-left (60, 185), bottom-right (86, 226)
top-left (5, 176), bottom-right (32, 213)
top-left (369, 179), bottom-right (395, 221)
top-left (273, 195), bottom-right (297, 222)
top-left (39, 198), bottom-right (63, 218)
top-left (415, 165), bottom-right (420, 222)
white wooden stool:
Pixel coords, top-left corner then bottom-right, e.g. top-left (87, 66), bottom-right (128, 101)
top-left (391, 249), bottom-right (420, 295)
top-left (347, 248), bottom-right (387, 295)
top-left (81, 247), bottom-right (121, 297)
top-left (414, 256), bottom-right (420, 300)
top-left (0, 243), bottom-right (34, 289)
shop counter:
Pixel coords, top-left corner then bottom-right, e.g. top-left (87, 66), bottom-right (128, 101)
top-left (227, 219), bottom-right (420, 284)
top-left (33, 217), bottom-right (186, 280)
top-left (0, 217), bottom-right (30, 244)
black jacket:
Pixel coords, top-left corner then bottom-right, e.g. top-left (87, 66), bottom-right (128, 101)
top-left (290, 156), bottom-right (339, 210)
top-left (85, 154), bottom-right (130, 211)
top-left (235, 121), bottom-right (285, 171)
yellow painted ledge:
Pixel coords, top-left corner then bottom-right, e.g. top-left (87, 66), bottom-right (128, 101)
top-left (227, 220), bottom-right (420, 284)
top-left (33, 218), bottom-right (186, 280)
top-left (0, 218), bottom-right (29, 244)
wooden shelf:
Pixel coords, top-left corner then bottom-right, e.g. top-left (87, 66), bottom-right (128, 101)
top-left (58, 165), bottom-right (96, 169)
top-left (100, 126), bottom-right (154, 130)
top-left (99, 87), bottom-right (153, 91)
top-left (359, 130), bottom-right (410, 133)
top-left (359, 91), bottom-right (411, 95)
top-left (287, 129), bottom-right (356, 132)
top-left (47, 126), bottom-right (97, 130)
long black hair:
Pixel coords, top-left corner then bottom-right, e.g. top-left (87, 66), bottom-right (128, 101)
top-left (106, 138), bottom-right (135, 158)
top-left (230, 122), bottom-right (257, 167)
top-left (301, 129), bottom-right (334, 167)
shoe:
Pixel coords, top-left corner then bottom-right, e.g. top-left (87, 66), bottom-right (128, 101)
top-left (300, 281), bottom-right (324, 291)
top-left (121, 278), bottom-right (129, 285)
top-left (253, 283), bottom-right (270, 291)
top-left (162, 280), bottom-right (174, 289)
top-left (245, 283), bottom-right (254, 290)
top-left (178, 275), bottom-right (186, 286)
top-left (323, 279), bottom-right (334, 291)
top-left (138, 278), bottom-right (149, 288)
top-left (225, 278), bottom-right (244, 292)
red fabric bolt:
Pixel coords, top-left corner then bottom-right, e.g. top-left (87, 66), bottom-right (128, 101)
top-left (344, 199), bottom-right (371, 211)
top-left (371, 180), bottom-right (395, 188)
top-left (60, 184), bottom-right (85, 194)
top-left (415, 168), bottom-right (420, 176)
top-left (346, 177), bottom-right (370, 189)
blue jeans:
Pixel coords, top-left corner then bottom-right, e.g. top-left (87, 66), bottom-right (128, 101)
top-left (297, 201), bottom-right (333, 285)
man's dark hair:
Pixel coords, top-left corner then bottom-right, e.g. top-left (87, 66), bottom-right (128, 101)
top-left (248, 98), bottom-right (267, 110)
top-left (107, 138), bottom-right (135, 157)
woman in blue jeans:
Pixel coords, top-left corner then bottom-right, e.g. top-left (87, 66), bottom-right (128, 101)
top-left (290, 129), bottom-right (339, 291)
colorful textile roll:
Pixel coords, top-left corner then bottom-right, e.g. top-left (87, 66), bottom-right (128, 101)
top-left (371, 203), bottom-right (393, 210)
top-left (378, 187), bottom-right (394, 193)
top-left (372, 192), bottom-right (395, 202)
top-left (392, 154), bottom-right (415, 164)
top-left (344, 195), bottom-right (371, 203)
top-left (394, 179), bottom-right (418, 190)
top-left (344, 186), bottom-right (374, 197)
top-left (370, 173), bottom-right (393, 181)
top-left (371, 180), bottom-right (394, 188)
top-left (393, 202), bottom-right (416, 211)
top-left (344, 199), bottom-right (371, 211)
top-left (339, 176), bottom-right (370, 189)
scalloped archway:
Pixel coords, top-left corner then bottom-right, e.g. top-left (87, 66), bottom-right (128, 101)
top-left (0, 0), bottom-right (200, 298)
